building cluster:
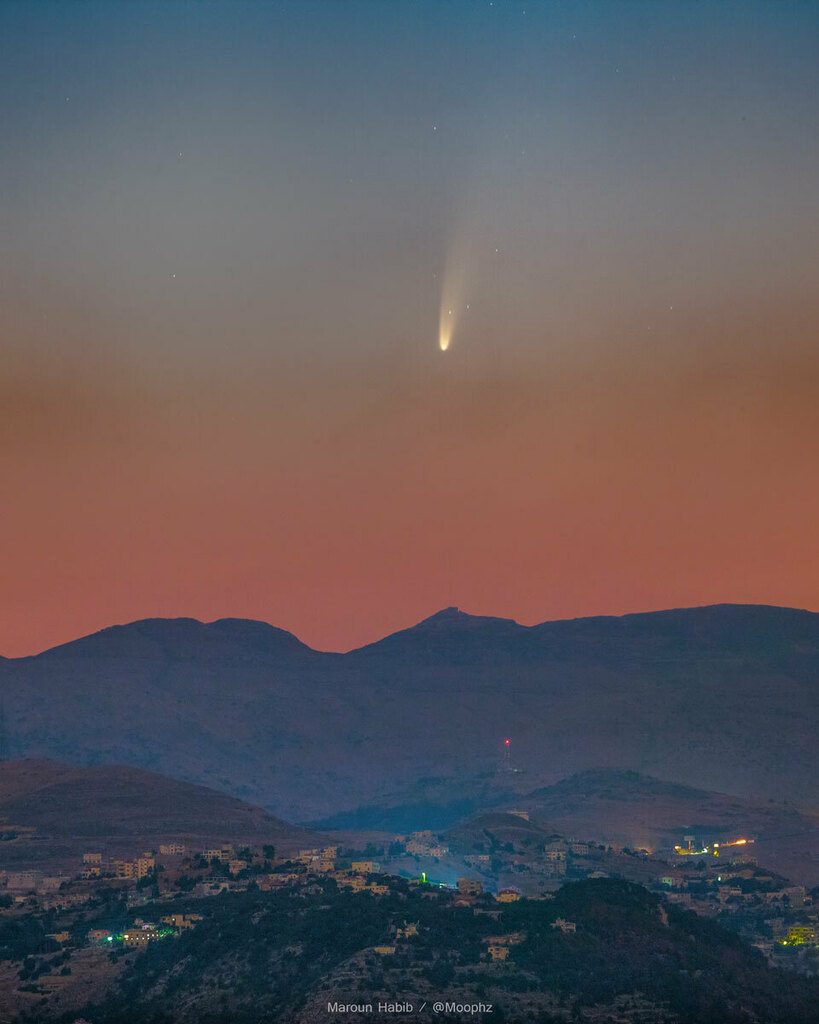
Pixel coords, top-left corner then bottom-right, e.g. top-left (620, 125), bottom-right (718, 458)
top-left (652, 840), bottom-right (819, 966)
top-left (81, 849), bottom-right (157, 881)
top-left (84, 913), bottom-right (204, 950)
top-left (482, 930), bottom-right (526, 962)
top-left (402, 830), bottom-right (450, 858)
top-left (2, 823), bottom-right (817, 976)
top-left (2, 870), bottom-right (64, 897)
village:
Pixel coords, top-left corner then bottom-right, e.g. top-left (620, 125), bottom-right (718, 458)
top-left (1, 814), bottom-right (817, 974)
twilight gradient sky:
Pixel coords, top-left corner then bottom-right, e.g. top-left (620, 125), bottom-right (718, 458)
top-left (2, 1), bottom-right (818, 656)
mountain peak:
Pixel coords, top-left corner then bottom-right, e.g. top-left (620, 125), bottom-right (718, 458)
top-left (412, 607), bottom-right (522, 631)
top-left (347, 606), bottom-right (527, 658)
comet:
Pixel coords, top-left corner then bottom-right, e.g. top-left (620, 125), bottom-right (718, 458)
top-left (437, 230), bottom-right (469, 352)
top-left (439, 309), bottom-right (453, 352)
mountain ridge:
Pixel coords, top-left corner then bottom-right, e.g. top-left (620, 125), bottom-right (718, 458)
top-left (7, 601), bottom-right (817, 661)
top-left (1, 603), bottom-right (818, 821)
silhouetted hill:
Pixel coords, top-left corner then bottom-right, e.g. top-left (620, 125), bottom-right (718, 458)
top-left (0, 759), bottom-right (315, 863)
top-left (34, 616), bottom-right (314, 664)
top-left (1, 604), bottom-right (818, 822)
top-left (355, 606), bottom-right (528, 662)
top-left (444, 810), bottom-right (562, 851)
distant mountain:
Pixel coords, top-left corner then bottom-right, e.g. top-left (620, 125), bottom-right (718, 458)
top-left (0, 759), bottom-right (315, 866)
top-left (1, 605), bottom-right (818, 822)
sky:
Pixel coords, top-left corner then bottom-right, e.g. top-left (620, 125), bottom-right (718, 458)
top-left (2, 0), bottom-right (818, 657)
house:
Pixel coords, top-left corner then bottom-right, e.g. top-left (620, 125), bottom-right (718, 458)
top-left (88, 929), bottom-right (112, 943)
top-left (161, 913), bottom-right (202, 930)
top-left (372, 945), bottom-right (396, 955)
top-left (7, 871), bottom-right (42, 892)
top-left (82, 852), bottom-right (102, 865)
top-left (43, 892), bottom-right (92, 910)
top-left (351, 860), bottom-right (381, 874)
top-left (197, 880), bottom-right (229, 897)
top-left (136, 854), bottom-right (156, 879)
top-left (122, 927), bottom-right (158, 948)
top-left (482, 931), bottom-right (525, 947)
top-left (405, 831), bottom-right (448, 857)
top-left (396, 922), bottom-right (418, 939)
top-left (159, 843), bottom-right (185, 856)
top-left (47, 931), bottom-right (71, 944)
top-left (497, 889), bottom-right (521, 903)
top-left (665, 892), bottom-right (693, 906)
top-left (784, 886), bottom-right (807, 908)
top-left (261, 872), bottom-right (304, 890)
top-left (782, 925), bottom-right (817, 945)
top-left (457, 878), bottom-right (483, 896)
top-left (487, 944), bottom-right (509, 961)
top-left (551, 918), bottom-right (576, 934)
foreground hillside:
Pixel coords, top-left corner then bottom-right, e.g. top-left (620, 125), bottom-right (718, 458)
top-left (22, 878), bottom-right (817, 1024)
top-left (2, 604), bottom-right (819, 819)
top-left (0, 760), bottom-right (315, 868)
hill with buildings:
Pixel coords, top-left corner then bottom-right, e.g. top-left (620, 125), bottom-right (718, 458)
top-left (41, 878), bottom-right (819, 1024)
top-left (1, 605), bottom-right (818, 822)
top-left (510, 769), bottom-right (819, 886)
top-left (0, 759), bottom-right (316, 870)
top-left (515, 769), bottom-right (817, 847)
